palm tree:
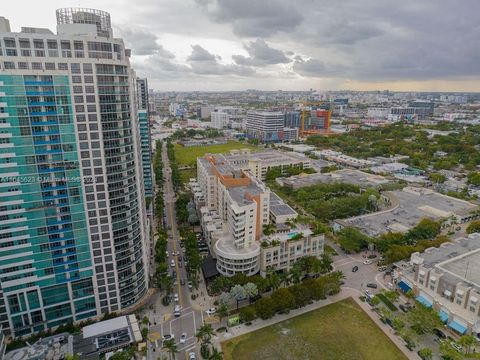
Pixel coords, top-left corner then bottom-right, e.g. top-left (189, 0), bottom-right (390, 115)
top-left (162, 339), bottom-right (178, 360)
top-left (209, 347), bottom-right (224, 360)
top-left (196, 323), bottom-right (215, 345)
top-left (278, 270), bottom-right (290, 288)
top-left (266, 269), bottom-right (281, 291)
top-left (458, 334), bottom-right (477, 354)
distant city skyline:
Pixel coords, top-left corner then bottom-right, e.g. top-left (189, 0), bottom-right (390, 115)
top-left (2, 0), bottom-right (479, 92)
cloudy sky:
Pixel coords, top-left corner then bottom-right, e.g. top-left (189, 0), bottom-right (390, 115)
top-left (3, 0), bottom-right (480, 91)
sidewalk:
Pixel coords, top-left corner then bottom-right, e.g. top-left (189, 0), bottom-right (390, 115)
top-left (214, 288), bottom-right (418, 360)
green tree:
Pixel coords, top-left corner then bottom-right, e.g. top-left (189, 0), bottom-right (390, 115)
top-left (429, 173), bottom-right (446, 184)
top-left (243, 283), bottom-right (259, 299)
top-left (271, 288), bottom-right (296, 313)
top-left (217, 302), bottom-right (229, 322)
top-left (370, 295), bottom-right (381, 308)
top-left (418, 348), bottom-right (433, 360)
top-left (254, 297), bottom-right (276, 319)
top-left (468, 171), bottom-right (480, 186)
top-left (230, 284), bottom-right (247, 309)
top-left (239, 306), bottom-right (256, 322)
top-left (466, 220), bottom-right (480, 234)
top-left (407, 302), bottom-right (443, 335)
top-left (337, 227), bottom-right (370, 253)
top-left (196, 324), bottom-right (215, 345)
top-left (439, 341), bottom-right (464, 360)
top-left (458, 334), bottom-right (477, 354)
top-left (162, 339), bottom-right (178, 360)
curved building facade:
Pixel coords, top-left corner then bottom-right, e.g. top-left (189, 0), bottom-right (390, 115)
top-left (0, 8), bottom-right (149, 337)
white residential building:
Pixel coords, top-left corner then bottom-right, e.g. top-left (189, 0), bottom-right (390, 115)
top-left (193, 153), bottom-right (323, 277)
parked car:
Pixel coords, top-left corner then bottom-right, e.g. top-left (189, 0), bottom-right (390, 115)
top-left (174, 293), bottom-right (179, 302)
top-left (180, 278), bottom-right (185, 286)
top-left (162, 334), bottom-right (175, 343)
top-left (180, 332), bottom-right (187, 344)
top-left (378, 266), bottom-right (387, 272)
top-left (179, 261), bottom-right (183, 268)
top-left (363, 260), bottom-right (372, 265)
top-left (352, 266), bottom-right (359, 272)
top-left (188, 352), bottom-right (196, 360)
top-left (206, 307), bottom-right (216, 316)
top-left (187, 281), bottom-right (193, 290)
top-left (399, 304), bottom-right (409, 313)
top-left (170, 259), bottom-right (175, 267)
top-left (366, 283), bottom-right (378, 289)
top-left (451, 342), bottom-right (463, 352)
top-left (174, 305), bottom-right (181, 317)
top-left (433, 328), bottom-right (447, 339)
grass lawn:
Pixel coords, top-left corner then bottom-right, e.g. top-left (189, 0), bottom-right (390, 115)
top-left (222, 297), bottom-right (407, 360)
top-left (180, 168), bottom-right (196, 184)
top-left (174, 141), bottom-right (258, 167)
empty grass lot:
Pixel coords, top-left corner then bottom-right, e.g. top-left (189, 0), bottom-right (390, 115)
top-left (174, 141), bottom-right (258, 167)
top-left (222, 297), bottom-right (407, 360)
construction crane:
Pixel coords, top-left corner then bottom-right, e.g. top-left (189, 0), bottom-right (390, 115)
top-left (299, 102), bottom-right (332, 137)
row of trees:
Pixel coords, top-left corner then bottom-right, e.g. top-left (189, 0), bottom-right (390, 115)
top-left (306, 122), bottom-right (480, 171)
top-left (181, 228), bottom-right (202, 287)
top-left (166, 141), bottom-right (181, 189)
top-left (279, 182), bottom-right (381, 222)
top-left (209, 255), bottom-right (333, 296)
top-left (336, 218), bottom-right (444, 263)
top-left (239, 272), bottom-right (343, 322)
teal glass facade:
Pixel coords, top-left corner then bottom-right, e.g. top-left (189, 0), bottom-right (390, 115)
top-left (0, 74), bottom-right (97, 337)
top-left (138, 110), bottom-right (152, 198)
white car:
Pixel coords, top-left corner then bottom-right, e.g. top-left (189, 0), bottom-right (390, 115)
top-left (174, 293), bottom-right (179, 302)
top-left (363, 260), bottom-right (372, 265)
top-left (180, 332), bottom-right (187, 344)
top-left (170, 259), bottom-right (175, 267)
top-left (188, 352), bottom-right (196, 360)
top-left (206, 307), bottom-right (216, 316)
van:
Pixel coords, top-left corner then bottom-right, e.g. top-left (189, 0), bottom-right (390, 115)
top-left (174, 305), bottom-right (181, 317)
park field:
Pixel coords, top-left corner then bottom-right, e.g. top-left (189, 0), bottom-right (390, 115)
top-left (174, 141), bottom-right (258, 167)
top-left (222, 297), bottom-right (407, 360)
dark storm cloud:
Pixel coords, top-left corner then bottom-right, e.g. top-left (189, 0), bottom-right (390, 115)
top-left (232, 39), bottom-right (290, 67)
top-left (198, 0), bottom-right (303, 37)
top-left (119, 0), bottom-right (480, 85)
top-left (115, 26), bottom-right (175, 57)
top-left (187, 45), bottom-right (255, 76)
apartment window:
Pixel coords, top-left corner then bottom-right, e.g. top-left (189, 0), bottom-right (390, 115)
top-left (3, 38), bottom-right (16, 48)
top-left (33, 39), bottom-right (44, 49)
top-left (83, 63), bottom-right (93, 74)
top-left (18, 62), bottom-right (28, 70)
top-left (32, 62), bottom-right (42, 70)
top-left (20, 49), bottom-right (31, 57)
top-left (4, 62), bottom-right (15, 69)
top-left (45, 62), bottom-right (55, 70)
top-left (70, 63), bottom-right (81, 74)
top-left (5, 48), bottom-right (17, 56)
top-left (35, 50), bottom-right (45, 57)
top-left (72, 75), bottom-right (82, 83)
top-left (47, 40), bottom-right (58, 49)
top-left (19, 39), bottom-right (30, 48)
top-left (58, 63), bottom-right (68, 70)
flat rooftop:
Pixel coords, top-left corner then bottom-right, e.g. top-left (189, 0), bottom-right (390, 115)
top-left (338, 187), bottom-right (478, 237)
top-left (279, 169), bottom-right (390, 189)
top-left (269, 192), bottom-right (297, 217)
top-left (225, 150), bottom-right (309, 167)
top-left (439, 249), bottom-right (480, 288)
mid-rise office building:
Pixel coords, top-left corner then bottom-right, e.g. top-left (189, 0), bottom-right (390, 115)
top-left (246, 111), bottom-right (284, 142)
top-left (0, 8), bottom-right (149, 337)
top-left (211, 111), bottom-right (230, 129)
top-left (136, 78), bottom-right (153, 199)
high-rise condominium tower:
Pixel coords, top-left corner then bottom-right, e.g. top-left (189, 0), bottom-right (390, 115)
top-left (0, 8), bottom-right (149, 337)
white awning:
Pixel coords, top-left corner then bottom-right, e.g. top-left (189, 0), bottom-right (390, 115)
top-left (471, 296), bottom-right (478, 304)
top-left (430, 276), bottom-right (437, 282)
top-left (456, 289), bottom-right (465, 296)
top-left (419, 270), bottom-right (425, 276)
top-left (444, 290), bottom-right (452, 297)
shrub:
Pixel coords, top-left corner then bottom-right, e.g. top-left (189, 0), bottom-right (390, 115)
top-left (255, 297), bottom-right (276, 319)
top-left (377, 293), bottom-right (398, 311)
top-left (239, 306), bottom-right (256, 323)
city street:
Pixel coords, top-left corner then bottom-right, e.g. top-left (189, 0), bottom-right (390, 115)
top-left (146, 142), bottom-right (206, 360)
